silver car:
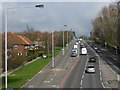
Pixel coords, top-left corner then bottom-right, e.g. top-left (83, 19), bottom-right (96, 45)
top-left (85, 65), bottom-right (95, 73)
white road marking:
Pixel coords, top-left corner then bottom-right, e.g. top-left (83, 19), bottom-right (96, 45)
top-left (117, 75), bottom-right (120, 81)
top-left (80, 80), bottom-right (83, 85)
top-left (43, 81), bottom-right (50, 83)
top-left (82, 75), bottom-right (84, 79)
top-left (100, 77), bottom-right (102, 81)
top-left (101, 82), bottom-right (105, 88)
top-left (100, 71), bottom-right (102, 76)
top-left (51, 78), bottom-right (53, 81)
top-left (51, 85), bottom-right (57, 87)
top-left (29, 85), bottom-right (34, 88)
top-left (65, 62), bottom-right (68, 69)
top-left (109, 67), bottom-right (116, 74)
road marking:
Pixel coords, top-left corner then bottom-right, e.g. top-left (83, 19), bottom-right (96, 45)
top-left (51, 78), bottom-right (53, 81)
top-left (29, 85), bottom-right (34, 88)
top-left (100, 71), bottom-right (102, 76)
top-left (65, 62), bottom-right (68, 69)
top-left (103, 56), bottom-right (119, 72)
top-left (51, 85), bottom-right (56, 87)
top-left (117, 75), bottom-right (120, 81)
top-left (113, 58), bottom-right (117, 60)
top-left (80, 86), bottom-right (82, 88)
top-left (109, 67), bottom-right (116, 74)
top-left (44, 81), bottom-right (50, 83)
top-left (100, 77), bottom-right (102, 81)
top-left (80, 80), bottom-right (83, 85)
top-left (101, 82), bottom-right (105, 88)
top-left (82, 75), bottom-right (84, 79)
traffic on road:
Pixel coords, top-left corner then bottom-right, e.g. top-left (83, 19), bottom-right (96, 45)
top-left (23, 39), bottom-right (119, 88)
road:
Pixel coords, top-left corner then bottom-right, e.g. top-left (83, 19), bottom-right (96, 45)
top-left (22, 40), bottom-right (119, 88)
top-left (62, 41), bottom-right (103, 88)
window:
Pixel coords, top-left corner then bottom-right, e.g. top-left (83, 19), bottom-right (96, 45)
top-left (18, 52), bottom-right (22, 56)
top-left (14, 45), bottom-right (18, 49)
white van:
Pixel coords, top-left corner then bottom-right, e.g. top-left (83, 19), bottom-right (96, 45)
top-left (81, 48), bottom-right (87, 55)
top-left (73, 44), bottom-right (78, 49)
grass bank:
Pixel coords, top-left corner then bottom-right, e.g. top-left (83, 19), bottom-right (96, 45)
top-left (2, 47), bottom-right (62, 88)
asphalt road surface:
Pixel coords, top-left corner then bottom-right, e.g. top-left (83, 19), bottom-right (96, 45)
top-left (22, 40), bottom-right (119, 88)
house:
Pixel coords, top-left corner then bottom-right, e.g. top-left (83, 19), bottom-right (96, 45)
top-left (3, 32), bottom-right (35, 56)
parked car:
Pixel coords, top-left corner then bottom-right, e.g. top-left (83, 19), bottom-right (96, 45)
top-left (85, 65), bottom-right (95, 73)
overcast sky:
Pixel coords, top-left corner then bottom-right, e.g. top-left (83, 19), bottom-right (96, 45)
top-left (1, 1), bottom-right (113, 36)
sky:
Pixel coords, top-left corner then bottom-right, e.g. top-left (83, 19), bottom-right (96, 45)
top-left (1, 1), bottom-right (114, 37)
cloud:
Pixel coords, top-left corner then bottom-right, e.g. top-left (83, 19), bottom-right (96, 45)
top-left (2, 2), bottom-right (112, 36)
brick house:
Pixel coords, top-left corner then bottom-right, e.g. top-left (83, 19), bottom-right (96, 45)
top-left (6, 32), bottom-right (35, 56)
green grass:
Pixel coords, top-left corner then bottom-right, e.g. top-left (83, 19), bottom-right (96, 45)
top-left (2, 47), bottom-right (62, 88)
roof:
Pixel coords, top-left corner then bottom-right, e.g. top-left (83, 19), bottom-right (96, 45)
top-left (3, 32), bottom-right (34, 45)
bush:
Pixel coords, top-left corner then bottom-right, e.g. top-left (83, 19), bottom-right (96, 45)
top-left (37, 52), bottom-right (43, 57)
top-left (25, 54), bottom-right (37, 62)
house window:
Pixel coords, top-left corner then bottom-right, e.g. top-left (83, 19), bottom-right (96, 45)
top-left (18, 52), bottom-right (22, 56)
top-left (25, 46), bottom-right (30, 49)
top-left (14, 45), bottom-right (18, 49)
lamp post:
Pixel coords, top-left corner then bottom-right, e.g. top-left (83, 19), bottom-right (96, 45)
top-left (67, 31), bottom-right (68, 49)
top-left (52, 28), bottom-right (54, 68)
top-left (4, 4), bottom-right (44, 88)
top-left (62, 27), bottom-right (65, 55)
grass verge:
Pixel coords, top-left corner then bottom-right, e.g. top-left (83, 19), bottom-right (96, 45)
top-left (2, 47), bottom-right (62, 88)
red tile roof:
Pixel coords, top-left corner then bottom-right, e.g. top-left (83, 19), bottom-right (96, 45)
top-left (3, 32), bottom-right (33, 45)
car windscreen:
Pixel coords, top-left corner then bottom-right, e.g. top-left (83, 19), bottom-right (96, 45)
top-left (87, 66), bottom-right (94, 68)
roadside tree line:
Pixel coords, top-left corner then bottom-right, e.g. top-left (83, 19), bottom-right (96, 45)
top-left (91, 2), bottom-right (120, 52)
top-left (2, 29), bottom-right (75, 71)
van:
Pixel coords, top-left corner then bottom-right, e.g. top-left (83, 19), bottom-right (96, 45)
top-left (73, 44), bottom-right (78, 49)
top-left (81, 48), bottom-right (87, 55)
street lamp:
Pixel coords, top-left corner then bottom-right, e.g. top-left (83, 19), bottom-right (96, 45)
top-left (62, 27), bottom-right (65, 55)
top-left (62, 25), bottom-right (67, 55)
top-left (4, 4), bottom-right (44, 88)
top-left (52, 28), bottom-right (54, 68)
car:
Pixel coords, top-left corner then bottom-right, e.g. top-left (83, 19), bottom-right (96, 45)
top-left (96, 49), bottom-right (101, 53)
top-left (72, 49), bottom-right (78, 54)
top-left (71, 51), bottom-right (77, 57)
top-left (89, 56), bottom-right (96, 62)
top-left (93, 46), bottom-right (98, 50)
top-left (86, 46), bottom-right (90, 50)
top-left (80, 45), bottom-right (84, 48)
top-left (80, 43), bottom-right (83, 46)
top-left (85, 65), bottom-right (95, 73)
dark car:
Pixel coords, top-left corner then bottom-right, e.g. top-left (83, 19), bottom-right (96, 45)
top-left (71, 51), bottom-right (77, 57)
top-left (96, 49), bottom-right (101, 53)
top-left (89, 56), bottom-right (96, 62)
